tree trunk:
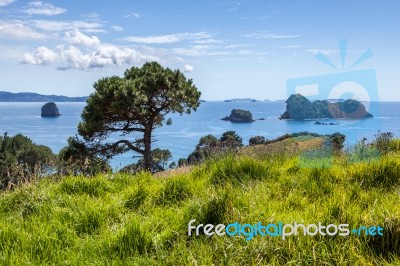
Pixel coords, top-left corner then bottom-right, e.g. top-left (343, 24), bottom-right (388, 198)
top-left (143, 125), bottom-right (152, 171)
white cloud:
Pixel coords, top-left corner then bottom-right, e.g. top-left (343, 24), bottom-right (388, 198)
top-left (123, 12), bottom-right (141, 18)
top-left (192, 39), bottom-right (223, 44)
top-left (21, 46), bottom-right (58, 65)
top-left (238, 49), bottom-right (253, 55)
top-left (183, 64), bottom-right (194, 72)
top-left (173, 45), bottom-right (230, 57)
top-left (306, 49), bottom-right (337, 55)
top-left (65, 29), bottom-right (100, 48)
top-left (122, 32), bottom-right (212, 44)
top-left (281, 45), bottom-right (300, 49)
top-left (22, 1), bottom-right (66, 16)
top-left (32, 20), bottom-right (104, 32)
top-left (57, 44), bottom-right (157, 70)
top-left (243, 32), bottom-right (301, 39)
top-left (0, 0), bottom-right (14, 7)
top-left (22, 32), bottom-right (158, 70)
top-left (0, 20), bottom-right (47, 40)
top-left (112, 26), bottom-right (123, 32)
top-left (225, 44), bottom-right (246, 49)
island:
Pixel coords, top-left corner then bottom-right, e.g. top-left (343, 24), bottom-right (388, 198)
top-left (0, 91), bottom-right (87, 102)
top-left (41, 102), bottom-right (61, 117)
top-left (279, 94), bottom-right (373, 120)
top-left (222, 109), bottom-right (254, 123)
top-left (223, 98), bottom-right (257, 102)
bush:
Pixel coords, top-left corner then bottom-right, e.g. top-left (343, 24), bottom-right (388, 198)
top-left (249, 136), bottom-right (266, 146)
top-left (373, 131), bottom-right (394, 155)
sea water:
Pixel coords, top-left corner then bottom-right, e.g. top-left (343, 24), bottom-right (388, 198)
top-left (1, 101), bottom-right (399, 169)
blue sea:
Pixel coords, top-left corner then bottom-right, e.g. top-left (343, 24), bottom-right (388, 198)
top-left (1, 101), bottom-right (399, 170)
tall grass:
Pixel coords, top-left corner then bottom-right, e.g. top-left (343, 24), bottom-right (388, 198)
top-left (0, 150), bottom-right (399, 265)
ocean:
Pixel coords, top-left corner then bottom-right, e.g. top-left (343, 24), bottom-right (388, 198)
top-left (1, 101), bottom-right (399, 170)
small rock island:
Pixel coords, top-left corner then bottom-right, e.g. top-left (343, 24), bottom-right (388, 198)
top-left (41, 102), bottom-right (61, 117)
top-left (222, 109), bottom-right (254, 123)
top-left (280, 94), bottom-right (373, 120)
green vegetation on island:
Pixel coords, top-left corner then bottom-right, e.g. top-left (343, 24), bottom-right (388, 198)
top-left (280, 93), bottom-right (373, 120)
top-left (222, 109), bottom-right (254, 123)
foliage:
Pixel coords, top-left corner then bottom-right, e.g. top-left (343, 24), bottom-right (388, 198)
top-left (347, 138), bottom-right (380, 163)
top-left (58, 136), bottom-right (111, 176)
top-left (119, 148), bottom-right (172, 173)
top-left (327, 132), bottom-right (346, 152)
top-left (76, 61), bottom-right (201, 171)
top-left (1, 148), bottom-right (400, 265)
top-left (373, 131), bottom-right (394, 155)
top-left (249, 135), bottom-right (266, 145)
top-left (187, 131), bottom-right (243, 164)
top-left (177, 158), bottom-right (188, 167)
top-left (0, 133), bottom-right (56, 189)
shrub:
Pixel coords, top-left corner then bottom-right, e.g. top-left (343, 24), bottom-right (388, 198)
top-left (249, 136), bottom-right (266, 146)
top-left (373, 131), bottom-right (394, 155)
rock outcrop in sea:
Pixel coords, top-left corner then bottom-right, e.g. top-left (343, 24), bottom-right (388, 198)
top-left (41, 102), bottom-right (61, 117)
top-left (222, 109), bottom-right (254, 123)
top-left (280, 94), bottom-right (373, 120)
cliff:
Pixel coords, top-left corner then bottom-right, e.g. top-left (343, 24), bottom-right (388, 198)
top-left (280, 94), bottom-right (373, 120)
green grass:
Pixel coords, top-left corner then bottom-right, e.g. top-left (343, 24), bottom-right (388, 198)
top-left (1, 151), bottom-right (400, 265)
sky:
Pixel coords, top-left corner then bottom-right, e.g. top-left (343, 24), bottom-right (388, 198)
top-left (0, 0), bottom-right (399, 101)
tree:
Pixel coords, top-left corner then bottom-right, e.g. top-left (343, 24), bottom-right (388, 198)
top-left (58, 136), bottom-right (111, 176)
top-left (0, 133), bottom-right (56, 189)
top-left (118, 148), bottom-right (172, 173)
top-left (178, 158), bottom-right (188, 167)
top-left (152, 148), bottom-right (172, 171)
top-left (77, 62), bottom-right (201, 172)
top-left (249, 136), bottom-right (266, 146)
top-left (220, 131), bottom-right (243, 149)
top-left (187, 131), bottom-right (243, 164)
top-left (328, 132), bottom-right (346, 152)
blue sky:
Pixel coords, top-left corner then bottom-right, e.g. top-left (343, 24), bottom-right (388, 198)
top-left (0, 0), bottom-right (399, 100)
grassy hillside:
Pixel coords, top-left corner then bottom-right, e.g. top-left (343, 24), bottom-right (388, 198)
top-left (1, 143), bottom-right (400, 265)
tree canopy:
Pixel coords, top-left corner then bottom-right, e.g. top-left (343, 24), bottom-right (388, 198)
top-left (0, 133), bottom-right (56, 189)
top-left (75, 62), bottom-right (201, 171)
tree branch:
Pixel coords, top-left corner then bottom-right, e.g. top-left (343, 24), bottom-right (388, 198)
top-left (112, 140), bottom-right (145, 155)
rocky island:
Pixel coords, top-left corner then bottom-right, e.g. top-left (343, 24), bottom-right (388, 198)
top-left (222, 109), bottom-right (254, 123)
top-left (280, 94), bottom-right (373, 120)
top-left (41, 102), bottom-right (61, 117)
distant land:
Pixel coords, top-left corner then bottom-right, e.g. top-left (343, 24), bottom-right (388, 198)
top-left (0, 91), bottom-right (87, 102)
top-left (223, 98), bottom-right (257, 102)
